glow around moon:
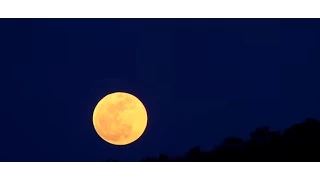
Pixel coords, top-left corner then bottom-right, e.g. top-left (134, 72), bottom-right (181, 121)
top-left (92, 92), bottom-right (148, 145)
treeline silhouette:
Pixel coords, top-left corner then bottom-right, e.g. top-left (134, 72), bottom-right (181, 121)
top-left (108, 118), bottom-right (320, 162)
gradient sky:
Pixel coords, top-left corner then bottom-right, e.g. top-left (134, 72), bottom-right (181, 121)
top-left (0, 19), bottom-right (319, 161)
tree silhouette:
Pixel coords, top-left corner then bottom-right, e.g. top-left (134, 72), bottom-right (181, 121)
top-left (108, 118), bottom-right (320, 162)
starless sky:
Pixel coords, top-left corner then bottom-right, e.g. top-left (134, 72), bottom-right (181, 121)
top-left (0, 19), bottom-right (320, 161)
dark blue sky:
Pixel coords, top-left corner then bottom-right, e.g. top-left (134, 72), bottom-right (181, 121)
top-left (0, 19), bottom-right (319, 161)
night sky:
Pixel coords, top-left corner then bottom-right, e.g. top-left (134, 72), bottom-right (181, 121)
top-left (1, 19), bottom-right (320, 162)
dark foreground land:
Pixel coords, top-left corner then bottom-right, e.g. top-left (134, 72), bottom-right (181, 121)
top-left (109, 118), bottom-right (320, 162)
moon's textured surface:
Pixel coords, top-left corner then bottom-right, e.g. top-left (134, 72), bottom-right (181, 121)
top-left (93, 92), bottom-right (148, 145)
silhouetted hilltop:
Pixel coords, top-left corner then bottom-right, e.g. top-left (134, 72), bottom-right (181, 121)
top-left (108, 118), bottom-right (320, 162)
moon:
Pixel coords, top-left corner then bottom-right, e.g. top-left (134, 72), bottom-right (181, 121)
top-left (92, 92), bottom-right (148, 145)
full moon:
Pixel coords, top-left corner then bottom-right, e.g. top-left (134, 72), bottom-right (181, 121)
top-left (92, 92), bottom-right (148, 145)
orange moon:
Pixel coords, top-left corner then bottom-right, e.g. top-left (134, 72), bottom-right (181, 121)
top-left (92, 92), bottom-right (148, 145)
